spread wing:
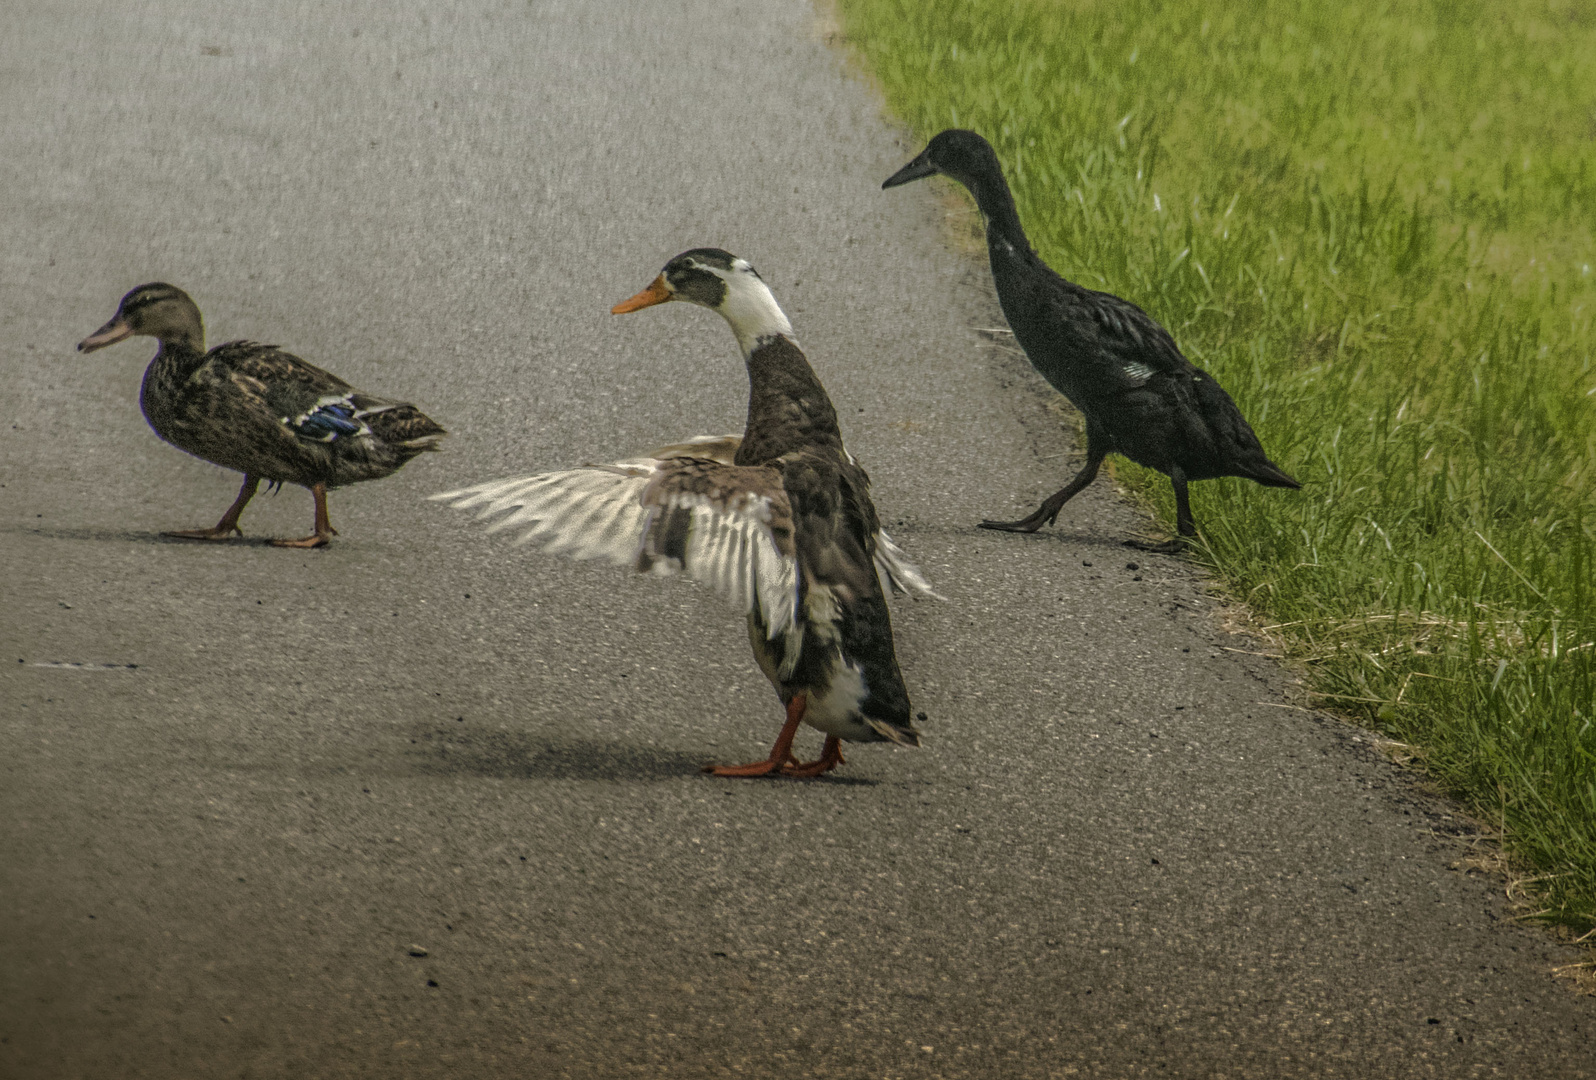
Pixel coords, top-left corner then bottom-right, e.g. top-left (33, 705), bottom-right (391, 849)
top-left (874, 529), bottom-right (942, 600)
top-left (432, 443), bottom-right (799, 637)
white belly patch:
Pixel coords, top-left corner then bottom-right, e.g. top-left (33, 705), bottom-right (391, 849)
top-left (802, 659), bottom-right (874, 739)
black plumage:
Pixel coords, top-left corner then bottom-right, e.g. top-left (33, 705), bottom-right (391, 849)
top-left (78, 283), bottom-right (445, 546)
top-left (884, 130), bottom-right (1298, 548)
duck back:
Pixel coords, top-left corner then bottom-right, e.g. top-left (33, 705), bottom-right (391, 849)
top-left (140, 340), bottom-right (444, 488)
top-left (780, 449), bottom-right (917, 743)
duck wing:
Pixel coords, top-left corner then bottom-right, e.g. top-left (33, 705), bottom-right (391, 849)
top-left (209, 342), bottom-right (445, 449)
top-left (1028, 292), bottom-right (1299, 487)
top-left (209, 341), bottom-right (352, 415)
top-left (1075, 290), bottom-right (1193, 389)
top-left (630, 436), bottom-right (937, 601)
top-left (872, 530), bottom-right (940, 599)
top-left (433, 442), bottom-right (800, 637)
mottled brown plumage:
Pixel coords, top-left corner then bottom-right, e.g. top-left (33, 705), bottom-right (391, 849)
top-left (79, 283), bottom-right (445, 546)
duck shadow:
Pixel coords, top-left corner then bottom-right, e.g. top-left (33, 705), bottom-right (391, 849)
top-left (7, 523), bottom-right (281, 547)
top-left (405, 728), bottom-right (880, 785)
top-left (907, 519), bottom-right (1181, 560)
top-left (408, 728), bottom-right (713, 782)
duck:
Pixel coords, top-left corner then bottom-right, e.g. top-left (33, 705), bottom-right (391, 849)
top-left (884, 130), bottom-right (1299, 551)
top-left (434, 249), bottom-right (935, 777)
top-left (78, 283), bottom-right (446, 547)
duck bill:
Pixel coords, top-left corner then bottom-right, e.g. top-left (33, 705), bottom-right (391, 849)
top-left (611, 276), bottom-right (673, 314)
top-left (882, 150), bottom-right (939, 189)
top-left (77, 317), bottom-right (133, 353)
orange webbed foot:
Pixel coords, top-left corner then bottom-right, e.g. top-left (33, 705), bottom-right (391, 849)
top-left (782, 736), bottom-right (846, 778)
top-left (704, 695), bottom-right (810, 779)
top-left (269, 532), bottom-right (332, 549)
top-left (162, 526), bottom-right (244, 541)
top-left (702, 755), bottom-right (797, 778)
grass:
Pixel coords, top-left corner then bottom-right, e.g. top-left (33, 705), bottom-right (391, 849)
top-left (836, 0), bottom-right (1596, 929)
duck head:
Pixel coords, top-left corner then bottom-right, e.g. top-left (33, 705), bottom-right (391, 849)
top-left (78, 283), bottom-right (204, 354)
top-left (882, 129), bottom-right (1002, 191)
top-left (612, 248), bottom-right (792, 357)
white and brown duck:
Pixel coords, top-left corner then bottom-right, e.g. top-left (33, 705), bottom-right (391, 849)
top-left (78, 283), bottom-right (446, 547)
top-left (435, 249), bottom-right (934, 777)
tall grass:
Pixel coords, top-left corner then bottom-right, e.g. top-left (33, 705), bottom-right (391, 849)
top-left (838, 0), bottom-right (1596, 926)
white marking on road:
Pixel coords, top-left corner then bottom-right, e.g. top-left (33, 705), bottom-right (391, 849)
top-left (30, 661), bottom-right (139, 670)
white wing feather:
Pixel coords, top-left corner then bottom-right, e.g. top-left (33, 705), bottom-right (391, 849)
top-left (434, 460), bottom-right (800, 637)
top-left (874, 530), bottom-right (944, 601)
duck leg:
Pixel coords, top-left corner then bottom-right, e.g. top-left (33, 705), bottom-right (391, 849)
top-left (980, 445), bottom-right (1106, 533)
top-left (783, 735), bottom-right (846, 778)
top-left (704, 694), bottom-right (806, 777)
top-left (1173, 470), bottom-right (1196, 537)
top-left (1125, 466), bottom-right (1193, 553)
top-left (164, 474), bottom-right (259, 541)
top-left (270, 482), bottom-right (338, 549)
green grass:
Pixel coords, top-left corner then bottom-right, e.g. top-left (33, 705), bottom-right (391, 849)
top-left (837, 0), bottom-right (1596, 928)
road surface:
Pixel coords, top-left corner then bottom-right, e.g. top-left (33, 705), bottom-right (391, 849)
top-left (2, 1), bottom-right (1592, 1076)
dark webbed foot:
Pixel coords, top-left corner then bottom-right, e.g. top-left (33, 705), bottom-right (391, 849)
top-left (980, 447), bottom-right (1106, 535)
top-left (1124, 537), bottom-right (1186, 554)
top-left (978, 509), bottom-right (1055, 533)
top-left (1121, 470), bottom-right (1196, 553)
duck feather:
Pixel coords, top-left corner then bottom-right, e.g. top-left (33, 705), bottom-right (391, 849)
top-left (434, 445), bottom-right (801, 639)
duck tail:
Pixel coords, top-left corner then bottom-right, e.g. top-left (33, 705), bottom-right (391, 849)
top-left (867, 711), bottom-right (924, 748)
top-left (359, 403), bottom-right (448, 459)
top-left (401, 431), bottom-right (449, 452)
top-left (1243, 458), bottom-right (1301, 489)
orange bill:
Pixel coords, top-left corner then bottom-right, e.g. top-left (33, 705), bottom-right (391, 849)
top-left (611, 275), bottom-right (673, 314)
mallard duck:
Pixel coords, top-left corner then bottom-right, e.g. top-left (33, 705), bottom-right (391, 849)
top-left (434, 249), bottom-right (934, 777)
top-left (884, 130), bottom-right (1299, 551)
top-left (78, 283), bottom-right (446, 547)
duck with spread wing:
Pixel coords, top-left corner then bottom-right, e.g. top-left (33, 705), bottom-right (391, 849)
top-left (434, 249), bottom-right (935, 777)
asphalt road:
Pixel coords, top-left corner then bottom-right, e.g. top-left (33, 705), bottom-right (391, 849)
top-left (3, 1), bottom-right (1593, 1077)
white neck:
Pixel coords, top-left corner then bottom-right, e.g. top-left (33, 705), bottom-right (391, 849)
top-left (715, 273), bottom-right (794, 357)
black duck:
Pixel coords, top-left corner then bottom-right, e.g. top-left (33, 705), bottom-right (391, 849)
top-left (884, 130), bottom-right (1298, 550)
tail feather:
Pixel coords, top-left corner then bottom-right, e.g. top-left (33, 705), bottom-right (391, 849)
top-left (364, 403), bottom-right (448, 450)
top-left (400, 433), bottom-right (448, 451)
top-left (867, 713), bottom-right (923, 748)
top-left (1243, 458), bottom-right (1300, 489)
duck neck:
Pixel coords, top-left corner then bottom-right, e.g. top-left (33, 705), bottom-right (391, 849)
top-left (139, 336), bottom-right (208, 428)
top-left (152, 334), bottom-right (207, 372)
top-left (963, 166), bottom-right (1032, 258)
top-left (735, 334), bottom-right (844, 466)
top-left (718, 276), bottom-right (795, 358)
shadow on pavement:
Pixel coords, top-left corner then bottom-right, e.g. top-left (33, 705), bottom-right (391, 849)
top-left (404, 727), bottom-right (881, 785)
top-left (5, 523), bottom-right (280, 547)
top-left (407, 728), bottom-right (716, 782)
